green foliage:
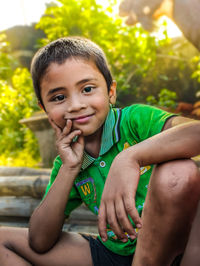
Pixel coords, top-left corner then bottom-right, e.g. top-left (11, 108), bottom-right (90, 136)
top-left (191, 55), bottom-right (200, 99)
top-left (135, 40), bottom-right (199, 105)
top-left (0, 34), bottom-right (41, 166)
top-left (0, 68), bottom-right (39, 146)
top-left (0, 66), bottom-right (40, 166)
top-left (0, 34), bottom-right (18, 80)
top-left (146, 95), bottom-right (157, 106)
top-left (146, 88), bottom-right (177, 108)
top-left (191, 56), bottom-right (200, 83)
top-left (0, 148), bottom-right (40, 167)
top-left (37, 0), bottom-right (119, 43)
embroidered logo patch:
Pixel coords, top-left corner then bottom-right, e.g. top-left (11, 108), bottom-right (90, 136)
top-left (76, 178), bottom-right (99, 214)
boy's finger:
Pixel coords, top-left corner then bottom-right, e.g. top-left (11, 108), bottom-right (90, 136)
top-left (115, 199), bottom-right (137, 239)
top-left (63, 130), bottom-right (82, 144)
top-left (48, 117), bottom-right (61, 137)
top-left (76, 134), bottom-right (84, 146)
top-left (123, 195), bottom-right (142, 229)
top-left (74, 135), bottom-right (84, 155)
top-left (106, 202), bottom-right (128, 242)
top-left (98, 202), bottom-right (107, 242)
top-left (62, 119), bottom-right (72, 136)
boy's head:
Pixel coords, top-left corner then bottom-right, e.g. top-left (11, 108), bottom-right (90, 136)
top-left (31, 36), bottom-right (113, 108)
top-left (31, 36), bottom-right (117, 137)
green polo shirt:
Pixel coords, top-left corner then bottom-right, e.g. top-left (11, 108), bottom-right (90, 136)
top-left (43, 104), bottom-right (175, 256)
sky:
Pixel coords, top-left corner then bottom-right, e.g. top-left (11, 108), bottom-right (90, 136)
top-left (0, 0), bottom-right (52, 31)
top-left (0, 0), bottom-right (182, 38)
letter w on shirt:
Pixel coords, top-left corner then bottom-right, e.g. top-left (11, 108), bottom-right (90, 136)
top-left (80, 183), bottom-right (91, 195)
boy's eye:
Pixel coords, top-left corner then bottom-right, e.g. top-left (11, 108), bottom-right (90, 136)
top-left (83, 86), bottom-right (93, 93)
top-left (52, 94), bottom-right (65, 101)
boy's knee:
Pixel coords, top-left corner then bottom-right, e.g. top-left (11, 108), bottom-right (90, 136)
top-left (151, 159), bottom-right (200, 206)
top-left (0, 227), bottom-right (12, 249)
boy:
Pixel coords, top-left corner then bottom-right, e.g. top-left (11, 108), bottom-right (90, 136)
top-left (0, 36), bottom-right (200, 266)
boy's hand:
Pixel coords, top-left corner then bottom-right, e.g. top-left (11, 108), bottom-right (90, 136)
top-left (49, 118), bottom-right (84, 171)
top-left (98, 150), bottom-right (142, 242)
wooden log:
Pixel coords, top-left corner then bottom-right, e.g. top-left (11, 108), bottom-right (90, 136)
top-left (0, 197), bottom-right (40, 217)
top-left (0, 166), bottom-right (51, 176)
top-left (0, 196), bottom-right (97, 222)
top-left (0, 175), bottom-right (49, 198)
top-left (68, 204), bottom-right (97, 222)
top-left (0, 215), bottom-right (98, 234)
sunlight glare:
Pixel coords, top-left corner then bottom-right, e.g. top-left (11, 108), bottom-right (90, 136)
top-left (0, 0), bottom-right (51, 31)
top-left (154, 16), bottom-right (182, 39)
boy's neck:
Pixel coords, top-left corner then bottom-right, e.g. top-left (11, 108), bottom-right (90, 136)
top-left (84, 126), bottom-right (103, 158)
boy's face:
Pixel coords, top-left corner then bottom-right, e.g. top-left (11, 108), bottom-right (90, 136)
top-left (40, 58), bottom-right (116, 137)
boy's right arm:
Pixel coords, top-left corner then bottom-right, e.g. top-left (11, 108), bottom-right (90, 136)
top-left (29, 119), bottom-right (84, 253)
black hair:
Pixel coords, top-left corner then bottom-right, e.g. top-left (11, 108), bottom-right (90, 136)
top-left (31, 36), bottom-right (113, 107)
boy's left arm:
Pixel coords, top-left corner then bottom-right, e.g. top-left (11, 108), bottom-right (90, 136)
top-left (98, 116), bottom-right (200, 242)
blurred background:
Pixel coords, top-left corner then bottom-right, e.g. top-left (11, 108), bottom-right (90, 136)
top-left (0, 0), bottom-right (200, 168)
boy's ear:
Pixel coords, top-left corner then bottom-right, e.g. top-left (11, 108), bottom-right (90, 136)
top-left (109, 80), bottom-right (117, 105)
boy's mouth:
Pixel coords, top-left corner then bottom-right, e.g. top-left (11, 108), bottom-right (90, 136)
top-left (70, 114), bottom-right (94, 124)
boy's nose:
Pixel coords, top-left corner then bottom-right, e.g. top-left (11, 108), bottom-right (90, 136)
top-left (66, 97), bottom-right (87, 112)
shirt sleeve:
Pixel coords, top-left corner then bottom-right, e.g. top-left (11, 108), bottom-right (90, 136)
top-left (126, 104), bottom-right (176, 142)
top-left (42, 156), bottom-right (83, 217)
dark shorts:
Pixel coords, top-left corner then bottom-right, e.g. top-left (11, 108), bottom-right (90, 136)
top-left (81, 234), bottom-right (183, 266)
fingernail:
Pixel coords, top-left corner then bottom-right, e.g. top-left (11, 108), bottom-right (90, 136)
top-left (121, 238), bottom-right (128, 243)
top-left (101, 237), bottom-right (107, 242)
top-left (130, 235), bottom-right (136, 240)
top-left (136, 223), bottom-right (142, 229)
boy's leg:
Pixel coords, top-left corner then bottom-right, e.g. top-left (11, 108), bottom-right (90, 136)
top-left (132, 159), bottom-right (200, 266)
top-left (0, 227), bottom-right (93, 266)
top-left (181, 199), bottom-right (200, 266)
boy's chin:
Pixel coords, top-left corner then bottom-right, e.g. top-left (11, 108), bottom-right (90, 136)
top-left (74, 129), bottom-right (88, 137)
top-left (73, 125), bottom-right (100, 138)
top-left (74, 128), bottom-right (93, 137)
